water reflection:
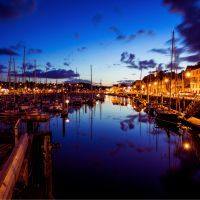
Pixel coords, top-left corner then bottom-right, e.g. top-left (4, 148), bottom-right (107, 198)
top-left (50, 96), bottom-right (200, 198)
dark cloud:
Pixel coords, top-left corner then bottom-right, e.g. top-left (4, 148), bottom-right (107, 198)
top-left (64, 62), bottom-right (70, 66)
top-left (91, 13), bottom-right (103, 26)
top-left (27, 48), bottom-right (42, 54)
top-left (77, 46), bottom-right (87, 52)
top-left (65, 79), bottom-right (90, 84)
top-left (46, 62), bottom-right (53, 70)
top-left (137, 29), bottom-right (155, 36)
top-left (74, 32), bottom-right (80, 40)
top-left (127, 34), bottom-right (136, 42)
top-left (150, 48), bottom-right (170, 55)
top-left (180, 54), bottom-right (200, 63)
top-left (158, 63), bottom-right (165, 71)
top-left (46, 69), bottom-right (79, 79)
top-left (138, 59), bottom-right (156, 70)
top-left (120, 51), bottom-right (156, 70)
top-left (46, 62), bottom-right (52, 67)
top-left (25, 63), bottom-right (34, 70)
top-left (116, 34), bottom-right (127, 40)
top-left (137, 29), bottom-right (145, 35)
top-left (115, 29), bottom-right (154, 42)
top-left (164, 0), bottom-right (200, 61)
top-left (150, 47), bottom-right (185, 58)
top-left (10, 41), bottom-right (25, 50)
top-left (0, 0), bottom-right (36, 20)
top-left (109, 26), bottom-right (121, 34)
top-left (117, 80), bottom-right (133, 85)
top-left (0, 64), bottom-right (7, 73)
top-left (116, 34), bottom-right (126, 40)
top-left (0, 48), bottom-right (19, 56)
top-left (165, 37), bottom-right (181, 45)
top-left (120, 52), bottom-right (136, 66)
top-left (18, 69), bottom-right (79, 79)
top-left (165, 63), bottom-right (184, 70)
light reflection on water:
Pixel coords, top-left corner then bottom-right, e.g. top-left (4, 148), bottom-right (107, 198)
top-left (50, 96), bottom-right (200, 198)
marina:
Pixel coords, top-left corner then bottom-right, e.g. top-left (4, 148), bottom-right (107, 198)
top-left (0, 93), bottom-right (199, 198)
top-left (1, 0), bottom-right (200, 198)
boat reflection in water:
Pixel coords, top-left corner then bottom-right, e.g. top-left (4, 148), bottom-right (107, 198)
top-left (13, 95), bottom-right (200, 198)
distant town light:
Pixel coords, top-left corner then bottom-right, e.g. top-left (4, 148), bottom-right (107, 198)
top-left (164, 78), bottom-right (169, 83)
top-left (185, 71), bottom-right (191, 78)
top-left (183, 142), bottom-right (191, 150)
top-left (66, 99), bottom-right (69, 104)
top-left (154, 82), bottom-right (157, 85)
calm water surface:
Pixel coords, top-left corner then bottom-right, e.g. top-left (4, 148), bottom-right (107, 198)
top-left (50, 96), bottom-right (200, 198)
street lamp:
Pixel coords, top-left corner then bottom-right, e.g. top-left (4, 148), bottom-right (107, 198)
top-left (182, 71), bottom-right (191, 93)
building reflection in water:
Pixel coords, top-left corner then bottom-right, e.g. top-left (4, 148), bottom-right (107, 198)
top-left (27, 96), bottom-right (200, 198)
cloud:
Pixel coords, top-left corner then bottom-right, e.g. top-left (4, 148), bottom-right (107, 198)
top-left (0, 0), bottom-right (36, 20)
top-left (137, 29), bottom-right (145, 35)
top-left (117, 80), bottom-right (133, 85)
top-left (77, 46), bottom-right (87, 52)
top-left (165, 37), bottom-right (181, 45)
top-left (138, 59), bottom-right (156, 70)
top-left (17, 69), bottom-right (79, 79)
top-left (0, 48), bottom-right (19, 56)
top-left (64, 62), bottom-right (70, 66)
top-left (116, 34), bottom-right (126, 40)
top-left (91, 13), bottom-right (103, 26)
top-left (180, 54), bottom-right (200, 63)
top-left (109, 26), bottom-right (121, 34)
top-left (46, 61), bottom-right (53, 70)
top-left (27, 48), bottom-right (42, 54)
top-left (10, 41), bottom-right (25, 50)
top-left (25, 63), bottom-right (34, 70)
top-left (127, 34), bottom-right (136, 42)
top-left (65, 79), bottom-right (90, 84)
top-left (73, 32), bottom-right (80, 40)
top-left (120, 51), bottom-right (157, 70)
top-left (158, 63), bottom-right (165, 71)
top-left (0, 64), bottom-right (7, 72)
top-left (120, 52), bottom-right (136, 66)
top-left (150, 47), bottom-right (185, 58)
top-left (164, 0), bottom-right (200, 61)
top-left (114, 29), bottom-right (155, 42)
top-left (150, 48), bottom-right (170, 55)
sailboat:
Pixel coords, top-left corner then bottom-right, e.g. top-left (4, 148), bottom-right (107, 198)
top-left (86, 65), bottom-right (96, 106)
top-left (155, 31), bottom-right (180, 126)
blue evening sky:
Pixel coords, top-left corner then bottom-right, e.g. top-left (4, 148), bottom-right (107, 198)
top-left (0, 0), bottom-right (188, 85)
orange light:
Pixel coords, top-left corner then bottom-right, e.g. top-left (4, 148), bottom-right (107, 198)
top-left (183, 142), bottom-right (191, 150)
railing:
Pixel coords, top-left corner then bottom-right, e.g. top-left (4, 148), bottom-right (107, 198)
top-left (0, 133), bottom-right (28, 199)
top-left (185, 95), bottom-right (200, 117)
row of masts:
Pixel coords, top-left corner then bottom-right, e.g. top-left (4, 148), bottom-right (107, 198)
top-left (7, 47), bottom-right (38, 87)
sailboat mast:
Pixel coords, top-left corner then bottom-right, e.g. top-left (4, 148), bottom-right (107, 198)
top-left (23, 47), bottom-right (26, 86)
top-left (8, 57), bottom-right (11, 89)
top-left (13, 58), bottom-right (16, 88)
top-left (34, 60), bottom-right (37, 84)
top-left (169, 31), bottom-right (174, 108)
top-left (90, 65), bottom-right (93, 92)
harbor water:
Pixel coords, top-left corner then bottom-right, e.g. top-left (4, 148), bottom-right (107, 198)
top-left (49, 96), bottom-right (200, 198)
